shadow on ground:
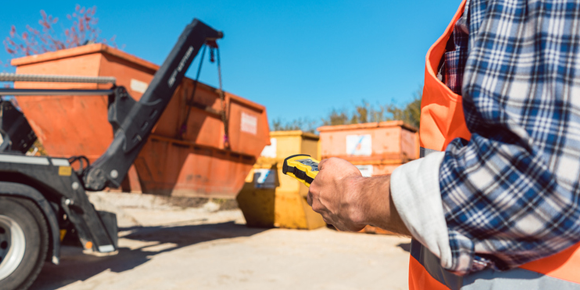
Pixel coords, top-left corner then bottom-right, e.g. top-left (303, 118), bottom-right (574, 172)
top-left (397, 242), bottom-right (411, 252)
top-left (30, 222), bottom-right (266, 290)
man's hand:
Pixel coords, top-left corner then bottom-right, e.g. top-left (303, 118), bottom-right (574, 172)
top-left (307, 158), bottom-right (366, 231)
top-left (308, 157), bottom-right (411, 236)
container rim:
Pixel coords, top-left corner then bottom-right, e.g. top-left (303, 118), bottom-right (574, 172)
top-left (270, 130), bottom-right (319, 139)
top-left (317, 121), bottom-right (417, 133)
top-left (11, 44), bottom-right (158, 72)
top-left (11, 44), bottom-right (267, 112)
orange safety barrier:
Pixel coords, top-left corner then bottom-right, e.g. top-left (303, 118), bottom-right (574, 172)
top-left (12, 44), bottom-right (270, 197)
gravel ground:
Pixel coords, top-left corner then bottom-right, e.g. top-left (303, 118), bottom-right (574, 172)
top-left (29, 192), bottom-right (411, 290)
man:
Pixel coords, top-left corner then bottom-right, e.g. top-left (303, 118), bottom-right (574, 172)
top-left (308, 0), bottom-right (580, 288)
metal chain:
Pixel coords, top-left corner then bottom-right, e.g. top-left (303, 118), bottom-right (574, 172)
top-left (179, 44), bottom-right (208, 139)
top-left (216, 47), bottom-right (230, 150)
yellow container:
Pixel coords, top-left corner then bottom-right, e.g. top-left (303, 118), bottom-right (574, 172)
top-left (236, 131), bottom-right (325, 229)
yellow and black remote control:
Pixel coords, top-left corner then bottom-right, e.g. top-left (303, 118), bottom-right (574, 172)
top-left (282, 154), bottom-right (320, 188)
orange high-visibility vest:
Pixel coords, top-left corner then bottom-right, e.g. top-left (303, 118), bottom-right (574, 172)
top-left (413, 0), bottom-right (580, 289)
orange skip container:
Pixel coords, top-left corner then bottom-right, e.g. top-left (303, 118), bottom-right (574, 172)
top-left (317, 121), bottom-right (419, 176)
top-left (12, 44), bottom-right (270, 198)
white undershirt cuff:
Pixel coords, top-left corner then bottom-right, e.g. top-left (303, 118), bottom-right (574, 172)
top-left (390, 151), bottom-right (452, 269)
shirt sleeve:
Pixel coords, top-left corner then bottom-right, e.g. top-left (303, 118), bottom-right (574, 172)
top-left (390, 151), bottom-right (453, 269)
top-left (438, 0), bottom-right (580, 274)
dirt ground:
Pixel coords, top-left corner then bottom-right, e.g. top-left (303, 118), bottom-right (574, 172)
top-left (29, 192), bottom-right (411, 290)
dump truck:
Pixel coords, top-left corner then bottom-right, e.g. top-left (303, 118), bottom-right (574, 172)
top-left (0, 19), bottom-right (223, 290)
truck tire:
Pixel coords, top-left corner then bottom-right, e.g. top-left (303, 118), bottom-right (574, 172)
top-left (0, 196), bottom-right (49, 290)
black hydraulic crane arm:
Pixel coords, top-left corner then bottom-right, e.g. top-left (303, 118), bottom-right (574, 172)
top-left (83, 19), bottom-right (223, 191)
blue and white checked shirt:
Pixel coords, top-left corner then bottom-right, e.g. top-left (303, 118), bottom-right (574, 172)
top-left (440, 0), bottom-right (580, 274)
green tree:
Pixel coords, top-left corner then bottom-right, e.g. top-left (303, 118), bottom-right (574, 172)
top-left (320, 87), bottom-right (422, 128)
top-left (324, 108), bottom-right (349, 126)
top-left (322, 100), bottom-right (386, 126)
top-left (384, 88), bottom-right (421, 128)
top-left (270, 117), bottom-right (317, 133)
top-left (272, 86), bottom-right (423, 131)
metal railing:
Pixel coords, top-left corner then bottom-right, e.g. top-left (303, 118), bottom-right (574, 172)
top-left (0, 73), bottom-right (116, 84)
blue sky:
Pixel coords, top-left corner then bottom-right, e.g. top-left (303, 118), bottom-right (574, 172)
top-left (1, 0), bottom-right (462, 126)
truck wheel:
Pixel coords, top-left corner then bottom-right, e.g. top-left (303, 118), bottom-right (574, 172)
top-left (0, 196), bottom-right (49, 290)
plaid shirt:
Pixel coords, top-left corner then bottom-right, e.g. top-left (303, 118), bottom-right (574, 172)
top-left (439, 0), bottom-right (580, 274)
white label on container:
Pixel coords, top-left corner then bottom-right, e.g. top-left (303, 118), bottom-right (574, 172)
top-left (261, 138), bottom-right (277, 158)
top-left (346, 134), bottom-right (372, 156)
top-left (356, 165), bottom-right (374, 177)
top-left (241, 112), bottom-right (258, 135)
top-left (130, 79), bottom-right (149, 94)
top-left (254, 169), bottom-right (276, 189)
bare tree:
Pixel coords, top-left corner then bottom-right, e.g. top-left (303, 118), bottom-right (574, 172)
top-left (4, 5), bottom-right (120, 59)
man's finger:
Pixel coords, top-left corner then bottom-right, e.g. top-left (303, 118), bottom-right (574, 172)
top-left (322, 216), bottom-right (333, 226)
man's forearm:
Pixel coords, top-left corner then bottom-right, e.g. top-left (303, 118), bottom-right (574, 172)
top-left (356, 175), bottom-right (411, 236)
top-left (307, 157), bottom-right (411, 235)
